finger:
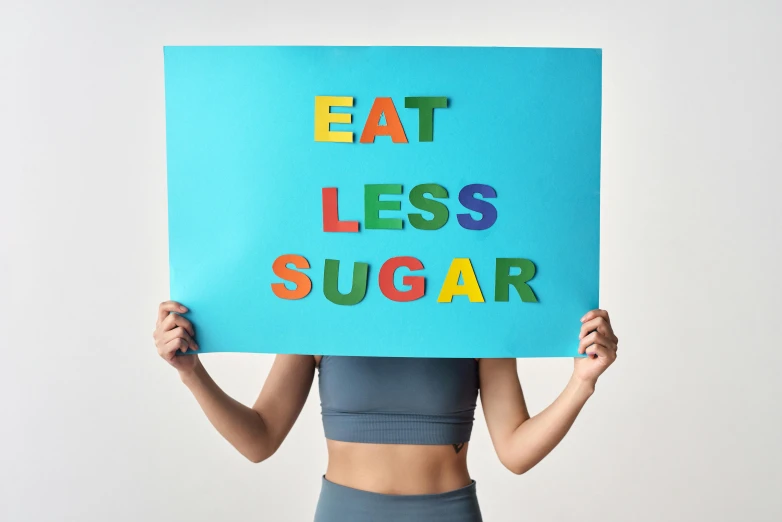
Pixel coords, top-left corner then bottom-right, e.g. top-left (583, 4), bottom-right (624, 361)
top-left (580, 309), bottom-right (610, 324)
top-left (585, 343), bottom-right (615, 360)
top-left (160, 312), bottom-right (195, 337)
top-left (579, 317), bottom-right (618, 343)
top-left (162, 337), bottom-right (191, 358)
top-left (157, 300), bottom-right (188, 324)
top-left (578, 331), bottom-right (616, 355)
top-left (160, 326), bottom-right (198, 351)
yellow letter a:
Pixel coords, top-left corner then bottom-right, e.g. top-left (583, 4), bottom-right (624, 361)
top-left (437, 258), bottom-right (485, 303)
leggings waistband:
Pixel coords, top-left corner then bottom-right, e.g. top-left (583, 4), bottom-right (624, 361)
top-left (314, 476), bottom-right (482, 522)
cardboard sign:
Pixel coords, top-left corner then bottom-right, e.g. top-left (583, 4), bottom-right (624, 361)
top-left (163, 46), bottom-right (601, 358)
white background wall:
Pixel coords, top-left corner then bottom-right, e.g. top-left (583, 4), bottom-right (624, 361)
top-left (2, 1), bottom-right (781, 521)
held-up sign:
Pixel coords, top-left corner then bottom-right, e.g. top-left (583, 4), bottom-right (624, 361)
top-left (163, 46), bottom-right (602, 358)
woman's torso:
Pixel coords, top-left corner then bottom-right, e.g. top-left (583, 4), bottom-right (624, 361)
top-left (315, 355), bottom-right (479, 494)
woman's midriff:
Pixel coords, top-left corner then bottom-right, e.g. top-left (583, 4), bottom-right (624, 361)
top-left (325, 439), bottom-right (472, 495)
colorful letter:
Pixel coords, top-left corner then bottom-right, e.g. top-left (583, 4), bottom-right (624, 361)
top-left (404, 97), bottom-right (447, 142)
top-left (322, 187), bottom-right (359, 232)
top-left (359, 97), bottom-right (408, 143)
top-left (314, 96), bottom-right (353, 143)
top-left (365, 184), bottom-right (403, 230)
top-left (323, 259), bottom-right (369, 305)
top-left (495, 258), bottom-right (538, 302)
top-left (379, 256), bottom-right (425, 302)
top-left (437, 258), bottom-right (485, 303)
top-left (408, 183), bottom-right (449, 230)
top-left (271, 255), bottom-right (312, 300)
top-left (457, 184), bottom-right (498, 230)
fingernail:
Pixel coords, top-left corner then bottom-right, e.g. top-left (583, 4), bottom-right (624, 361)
top-left (180, 306), bottom-right (188, 312)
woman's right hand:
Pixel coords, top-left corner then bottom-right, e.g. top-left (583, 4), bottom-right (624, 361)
top-left (153, 300), bottom-right (200, 374)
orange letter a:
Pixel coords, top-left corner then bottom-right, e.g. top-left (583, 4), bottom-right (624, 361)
top-left (360, 97), bottom-right (408, 144)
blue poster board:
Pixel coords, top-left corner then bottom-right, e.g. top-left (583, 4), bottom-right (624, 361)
top-left (163, 46), bottom-right (601, 358)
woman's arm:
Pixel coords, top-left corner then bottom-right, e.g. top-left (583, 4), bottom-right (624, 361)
top-left (154, 301), bottom-right (315, 463)
top-left (181, 354), bottom-right (315, 463)
top-left (480, 309), bottom-right (618, 475)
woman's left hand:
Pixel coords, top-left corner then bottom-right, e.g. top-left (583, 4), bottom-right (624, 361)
top-left (573, 309), bottom-right (619, 386)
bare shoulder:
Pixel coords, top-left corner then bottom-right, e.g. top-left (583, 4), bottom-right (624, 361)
top-left (268, 353), bottom-right (318, 373)
top-left (477, 358), bottom-right (517, 369)
top-left (273, 353), bottom-right (318, 362)
top-left (254, 354), bottom-right (317, 404)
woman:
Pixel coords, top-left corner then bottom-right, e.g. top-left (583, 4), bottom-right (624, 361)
top-left (153, 300), bottom-right (618, 521)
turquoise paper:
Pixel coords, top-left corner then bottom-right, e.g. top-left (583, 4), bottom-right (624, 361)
top-left (163, 46), bottom-right (601, 358)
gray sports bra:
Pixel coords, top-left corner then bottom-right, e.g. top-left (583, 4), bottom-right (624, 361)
top-left (318, 356), bottom-right (479, 445)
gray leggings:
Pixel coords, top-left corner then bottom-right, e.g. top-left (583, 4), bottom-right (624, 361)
top-left (313, 476), bottom-right (483, 522)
